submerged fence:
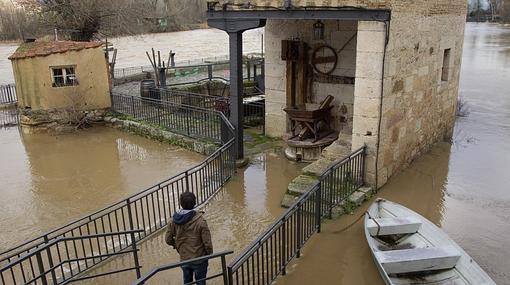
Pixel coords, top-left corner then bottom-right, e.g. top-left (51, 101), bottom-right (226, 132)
top-left (137, 147), bottom-right (365, 284)
top-left (0, 84), bottom-right (17, 105)
top-left (226, 147), bottom-right (365, 285)
top-left (0, 93), bottom-right (236, 284)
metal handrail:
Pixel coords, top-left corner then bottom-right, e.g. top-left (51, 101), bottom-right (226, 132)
top-left (133, 251), bottom-right (233, 285)
top-left (0, 91), bottom-right (237, 284)
top-left (0, 230), bottom-right (144, 285)
top-left (227, 146), bottom-right (366, 284)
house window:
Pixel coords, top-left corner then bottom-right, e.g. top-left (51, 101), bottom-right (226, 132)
top-left (441, 49), bottom-right (451, 82)
top-left (51, 66), bottom-right (78, 87)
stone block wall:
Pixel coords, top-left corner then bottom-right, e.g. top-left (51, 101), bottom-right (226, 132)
top-left (372, 13), bottom-right (466, 188)
top-left (222, 0), bottom-right (467, 188)
top-left (264, 19), bottom-right (358, 137)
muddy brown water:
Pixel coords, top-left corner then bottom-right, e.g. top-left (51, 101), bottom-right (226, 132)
top-left (1, 22), bottom-right (509, 284)
top-left (0, 126), bottom-right (205, 251)
top-left (278, 22), bottom-right (510, 285)
top-left (79, 151), bottom-right (303, 284)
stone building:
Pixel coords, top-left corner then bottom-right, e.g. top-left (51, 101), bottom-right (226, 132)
top-left (208, 0), bottom-right (467, 189)
top-left (9, 40), bottom-right (111, 111)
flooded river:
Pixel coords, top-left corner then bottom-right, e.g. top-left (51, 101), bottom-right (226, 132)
top-left (81, 150), bottom-right (303, 284)
top-left (0, 22), bottom-right (509, 284)
top-left (0, 28), bottom-right (264, 85)
top-left (0, 125), bottom-right (204, 251)
top-left (278, 23), bottom-right (510, 285)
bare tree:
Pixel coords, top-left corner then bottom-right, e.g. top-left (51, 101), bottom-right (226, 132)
top-left (1, 0), bottom-right (209, 41)
top-left (15, 0), bottom-right (153, 40)
top-left (487, 0), bottom-right (502, 21)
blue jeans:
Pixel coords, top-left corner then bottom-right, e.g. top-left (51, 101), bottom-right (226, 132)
top-left (181, 260), bottom-right (208, 285)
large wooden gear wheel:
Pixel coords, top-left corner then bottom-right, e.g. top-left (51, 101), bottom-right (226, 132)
top-left (311, 44), bottom-right (338, 75)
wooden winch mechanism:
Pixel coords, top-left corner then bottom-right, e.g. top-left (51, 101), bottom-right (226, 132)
top-left (282, 40), bottom-right (335, 143)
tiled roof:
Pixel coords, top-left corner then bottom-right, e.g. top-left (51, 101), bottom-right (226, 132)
top-left (8, 41), bottom-right (103, 60)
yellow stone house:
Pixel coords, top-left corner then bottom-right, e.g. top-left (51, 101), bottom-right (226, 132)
top-left (9, 40), bottom-right (111, 111)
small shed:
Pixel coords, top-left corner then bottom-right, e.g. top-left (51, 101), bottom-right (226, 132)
top-left (8, 40), bottom-right (111, 111)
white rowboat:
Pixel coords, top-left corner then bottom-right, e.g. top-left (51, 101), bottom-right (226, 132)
top-left (364, 199), bottom-right (496, 285)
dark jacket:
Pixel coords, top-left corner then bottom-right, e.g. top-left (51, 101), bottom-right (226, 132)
top-left (165, 209), bottom-right (213, 261)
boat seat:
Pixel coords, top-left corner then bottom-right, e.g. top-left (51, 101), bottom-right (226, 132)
top-left (367, 216), bottom-right (422, 236)
top-left (374, 246), bottom-right (461, 274)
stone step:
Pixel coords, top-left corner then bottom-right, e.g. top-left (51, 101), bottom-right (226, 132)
top-left (321, 133), bottom-right (352, 161)
top-left (286, 175), bottom-right (320, 196)
top-left (302, 158), bottom-right (334, 177)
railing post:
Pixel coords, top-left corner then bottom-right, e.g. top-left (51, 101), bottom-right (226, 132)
top-left (316, 183), bottom-right (322, 233)
top-left (126, 198), bottom-right (142, 279)
top-left (35, 251), bottom-right (49, 285)
top-left (219, 149), bottom-right (225, 185)
top-left (185, 171), bottom-right (190, 192)
top-left (262, 103), bottom-right (266, 135)
top-left (246, 61), bottom-right (251, 80)
top-left (221, 255), bottom-right (229, 285)
top-left (227, 266), bottom-right (234, 285)
top-left (43, 235), bottom-right (58, 284)
top-left (208, 64), bottom-right (213, 81)
top-left (186, 109), bottom-right (191, 136)
top-left (361, 146), bottom-right (366, 186)
top-left (131, 95), bottom-right (135, 116)
top-left (296, 204), bottom-right (302, 258)
top-left (328, 173), bottom-right (334, 219)
top-left (281, 219), bottom-right (286, 276)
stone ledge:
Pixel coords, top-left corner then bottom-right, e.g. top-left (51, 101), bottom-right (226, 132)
top-left (106, 116), bottom-right (219, 156)
top-left (302, 158), bottom-right (334, 177)
top-left (287, 175), bottom-right (319, 196)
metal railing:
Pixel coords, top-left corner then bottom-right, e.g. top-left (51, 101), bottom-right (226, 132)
top-left (0, 93), bottom-right (236, 284)
top-left (151, 88), bottom-right (229, 112)
top-left (146, 88), bottom-right (265, 133)
top-left (0, 230), bottom-right (143, 285)
top-left (0, 108), bottom-right (19, 128)
top-left (113, 57), bottom-right (264, 85)
top-left (227, 147), bottom-right (366, 285)
top-left (134, 251), bottom-right (233, 285)
top-left (0, 84), bottom-right (17, 105)
top-left (111, 92), bottom-right (232, 143)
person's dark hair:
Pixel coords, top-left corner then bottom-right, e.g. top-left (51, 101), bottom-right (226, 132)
top-left (180, 192), bottom-right (196, 210)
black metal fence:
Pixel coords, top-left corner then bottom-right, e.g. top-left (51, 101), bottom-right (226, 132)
top-left (150, 88), bottom-right (229, 112)
top-left (111, 92), bottom-right (232, 143)
top-left (0, 93), bottom-right (236, 284)
top-left (145, 88), bottom-right (265, 134)
top-left (134, 251), bottom-right (233, 285)
top-left (227, 147), bottom-right (365, 285)
top-left (113, 57), bottom-right (264, 85)
top-left (0, 84), bottom-right (17, 105)
top-left (0, 230), bottom-right (143, 285)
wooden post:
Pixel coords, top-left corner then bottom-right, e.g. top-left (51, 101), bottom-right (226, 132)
top-left (286, 60), bottom-right (295, 108)
top-left (296, 42), bottom-right (308, 108)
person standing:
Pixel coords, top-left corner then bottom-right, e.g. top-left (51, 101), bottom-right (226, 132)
top-left (165, 192), bottom-right (213, 285)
